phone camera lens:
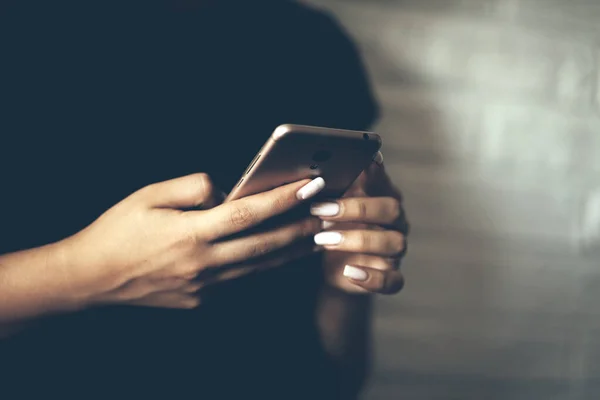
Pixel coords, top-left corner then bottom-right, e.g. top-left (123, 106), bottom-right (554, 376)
top-left (363, 133), bottom-right (369, 140)
top-left (310, 164), bottom-right (319, 170)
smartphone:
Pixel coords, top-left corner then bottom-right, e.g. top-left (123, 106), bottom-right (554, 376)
top-left (225, 124), bottom-right (382, 202)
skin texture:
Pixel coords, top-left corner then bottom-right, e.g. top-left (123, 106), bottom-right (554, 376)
top-left (315, 156), bottom-right (409, 397)
top-left (0, 174), bottom-right (326, 323)
top-left (0, 161), bottom-right (408, 320)
top-left (0, 158), bottom-right (409, 400)
top-left (319, 157), bottom-right (408, 295)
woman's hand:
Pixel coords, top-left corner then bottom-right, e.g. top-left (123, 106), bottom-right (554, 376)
top-left (311, 153), bottom-right (409, 294)
top-left (60, 173), bottom-right (326, 310)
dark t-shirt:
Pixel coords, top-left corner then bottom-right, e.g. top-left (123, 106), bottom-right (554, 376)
top-left (0, 1), bottom-right (378, 398)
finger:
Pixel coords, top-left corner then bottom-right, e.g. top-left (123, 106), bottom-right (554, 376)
top-left (180, 281), bottom-right (204, 293)
top-left (127, 291), bottom-right (201, 309)
top-left (373, 151), bottom-right (384, 166)
top-left (348, 151), bottom-right (384, 193)
top-left (201, 242), bottom-right (320, 287)
top-left (143, 277), bottom-right (204, 294)
top-left (323, 254), bottom-right (401, 294)
top-left (335, 253), bottom-right (401, 271)
top-left (149, 277), bottom-right (192, 291)
top-left (191, 190), bottom-right (225, 211)
top-left (194, 177), bottom-right (325, 240)
top-left (310, 197), bottom-right (401, 225)
top-left (343, 265), bottom-right (404, 295)
top-left (344, 175), bottom-right (368, 197)
top-left (314, 229), bottom-right (405, 257)
top-left (137, 173), bottom-right (219, 209)
top-left (363, 154), bottom-right (405, 199)
top-left (207, 217), bottom-right (322, 266)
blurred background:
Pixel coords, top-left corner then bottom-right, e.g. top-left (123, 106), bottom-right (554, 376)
top-left (304, 0), bottom-right (600, 398)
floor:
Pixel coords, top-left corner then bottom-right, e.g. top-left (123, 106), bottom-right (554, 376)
top-left (305, 1), bottom-right (600, 398)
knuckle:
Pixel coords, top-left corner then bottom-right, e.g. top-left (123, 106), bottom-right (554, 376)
top-left (176, 226), bottom-right (199, 249)
top-left (163, 277), bottom-right (186, 290)
top-left (182, 298), bottom-right (201, 309)
top-left (388, 198), bottom-right (402, 221)
top-left (134, 183), bottom-right (156, 202)
top-left (179, 259), bottom-right (202, 276)
top-left (387, 257), bottom-right (402, 271)
top-left (356, 200), bottom-right (368, 220)
top-left (389, 272), bottom-right (405, 294)
top-left (229, 204), bottom-right (256, 228)
top-left (185, 283), bottom-right (203, 294)
top-left (389, 232), bottom-right (406, 256)
top-left (248, 239), bottom-right (273, 259)
top-left (113, 281), bottom-right (153, 302)
top-left (356, 231), bottom-right (371, 251)
top-left (180, 271), bottom-right (198, 281)
top-left (191, 173), bottom-right (213, 204)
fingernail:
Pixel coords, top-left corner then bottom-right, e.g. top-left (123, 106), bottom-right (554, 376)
top-left (373, 151), bottom-right (384, 165)
top-left (314, 231), bottom-right (343, 245)
top-left (310, 202), bottom-right (340, 217)
top-left (296, 177), bottom-right (326, 200)
top-left (321, 220), bottom-right (336, 230)
top-left (343, 265), bottom-right (369, 282)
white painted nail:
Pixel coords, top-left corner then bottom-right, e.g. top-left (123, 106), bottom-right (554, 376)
top-left (373, 151), bottom-right (384, 165)
top-left (310, 202), bottom-right (340, 217)
top-left (296, 177), bottom-right (326, 200)
top-left (314, 231), bottom-right (343, 245)
top-left (321, 220), bottom-right (336, 230)
top-left (343, 265), bottom-right (368, 282)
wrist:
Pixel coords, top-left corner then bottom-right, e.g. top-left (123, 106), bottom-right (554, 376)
top-left (44, 238), bottom-right (95, 313)
top-left (0, 239), bottom-right (91, 323)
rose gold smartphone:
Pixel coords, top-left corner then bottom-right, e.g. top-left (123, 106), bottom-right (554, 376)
top-left (225, 124), bottom-right (382, 202)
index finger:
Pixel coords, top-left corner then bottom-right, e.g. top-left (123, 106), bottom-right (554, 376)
top-left (194, 177), bottom-right (325, 240)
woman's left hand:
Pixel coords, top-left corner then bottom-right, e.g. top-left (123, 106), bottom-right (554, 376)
top-left (311, 152), bottom-right (409, 294)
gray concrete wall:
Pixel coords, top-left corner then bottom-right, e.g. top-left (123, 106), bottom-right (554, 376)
top-left (305, 1), bottom-right (600, 398)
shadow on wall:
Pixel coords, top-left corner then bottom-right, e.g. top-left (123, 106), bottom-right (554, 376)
top-left (360, 28), bottom-right (515, 400)
top-left (308, 1), bottom-right (600, 399)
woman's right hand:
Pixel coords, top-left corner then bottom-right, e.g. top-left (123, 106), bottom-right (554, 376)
top-left (60, 173), bottom-right (326, 310)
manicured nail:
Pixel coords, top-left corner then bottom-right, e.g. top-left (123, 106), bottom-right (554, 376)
top-left (314, 231), bottom-right (343, 245)
top-left (373, 151), bottom-right (384, 165)
top-left (343, 265), bottom-right (369, 282)
top-left (321, 220), bottom-right (336, 230)
top-left (296, 177), bottom-right (326, 200)
top-left (310, 202), bottom-right (340, 217)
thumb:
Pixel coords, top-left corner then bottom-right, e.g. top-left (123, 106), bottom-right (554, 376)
top-left (138, 173), bottom-right (221, 209)
top-left (363, 152), bottom-right (399, 197)
top-left (345, 151), bottom-right (385, 197)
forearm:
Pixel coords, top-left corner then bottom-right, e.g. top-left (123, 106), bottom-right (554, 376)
top-left (316, 284), bottom-right (374, 397)
top-left (0, 240), bottom-right (84, 332)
